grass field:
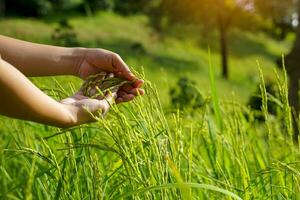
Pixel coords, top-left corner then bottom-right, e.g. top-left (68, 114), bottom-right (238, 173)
top-left (0, 11), bottom-right (299, 199)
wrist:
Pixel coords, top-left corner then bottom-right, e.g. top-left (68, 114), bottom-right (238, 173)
top-left (59, 104), bottom-right (80, 128)
top-left (70, 47), bottom-right (87, 78)
top-left (60, 103), bottom-right (96, 128)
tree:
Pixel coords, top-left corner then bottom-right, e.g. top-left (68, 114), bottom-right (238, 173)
top-left (114, 0), bottom-right (149, 15)
top-left (254, 0), bottom-right (295, 40)
top-left (3, 0), bottom-right (52, 16)
top-left (149, 0), bottom-right (255, 79)
top-left (81, 0), bottom-right (113, 14)
top-left (81, 0), bottom-right (149, 15)
top-left (2, 0), bottom-right (77, 17)
top-left (284, 1), bottom-right (300, 145)
top-left (254, 0), bottom-right (299, 144)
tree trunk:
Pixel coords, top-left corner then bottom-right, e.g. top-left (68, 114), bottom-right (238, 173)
top-left (289, 76), bottom-right (299, 145)
top-left (285, 2), bottom-right (300, 145)
top-left (218, 12), bottom-right (229, 79)
top-left (220, 25), bottom-right (228, 79)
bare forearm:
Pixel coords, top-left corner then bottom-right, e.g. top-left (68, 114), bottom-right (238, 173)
top-left (0, 35), bottom-right (84, 77)
top-left (0, 58), bottom-right (77, 127)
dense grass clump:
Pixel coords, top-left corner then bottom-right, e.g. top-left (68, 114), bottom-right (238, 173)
top-left (0, 66), bottom-right (299, 199)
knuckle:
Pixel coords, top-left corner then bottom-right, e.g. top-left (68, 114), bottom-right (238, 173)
top-left (111, 52), bottom-right (119, 59)
top-left (111, 52), bottom-right (120, 60)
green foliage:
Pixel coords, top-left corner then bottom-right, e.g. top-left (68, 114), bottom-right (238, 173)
top-left (4, 0), bottom-right (52, 16)
top-left (113, 0), bottom-right (149, 15)
top-left (247, 79), bottom-right (278, 121)
top-left (3, 0), bottom-right (79, 16)
top-left (254, 0), bottom-right (295, 22)
top-left (81, 0), bottom-right (113, 14)
top-left (169, 77), bottom-right (206, 110)
top-left (254, 0), bottom-right (296, 40)
top-left (80, 0), bottom-right (151, 15)
top-left (51, 20), bottom-right (80, 47)
top-left (148, 0), bottom-right (258, 31)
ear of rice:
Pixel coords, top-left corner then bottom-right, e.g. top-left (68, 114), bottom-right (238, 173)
top-left (81, 73), bottom-right (131, 98)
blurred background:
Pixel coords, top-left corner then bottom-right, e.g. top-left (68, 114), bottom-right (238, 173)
top-left (0, 0), bottom-right (299, 111)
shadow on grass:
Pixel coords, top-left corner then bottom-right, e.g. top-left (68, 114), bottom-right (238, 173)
top-left (195, 30), bottom-right (278, 61)
top-left (91, 38), bottom-right (201, 72)
top-left (229, 31), bottom-right (278, 60)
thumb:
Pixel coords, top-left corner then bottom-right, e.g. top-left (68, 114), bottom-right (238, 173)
top-left (97, 91), bottom-right (117, 116)
top-left (112, 54), bottom-right (136, 81)
top-left (104, 91), bottom-right (117, 105)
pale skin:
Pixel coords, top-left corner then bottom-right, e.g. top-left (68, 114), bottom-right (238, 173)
top-left (0, 35), bottom-right (144, 127)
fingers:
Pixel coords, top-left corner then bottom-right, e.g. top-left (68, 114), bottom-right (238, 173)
top-left (116, 88), bottom-right (144, 104)
top-left (120, 81), bottom-right (144, 92)
top-left (60, 98), bottom-right (77, 105)
top-left (84, 49), bottom-right (143, 83)
top-left (116, 94), bottom-right (135, 104)
top-left (105, 73), bottom-right (114, 79)
top-left (118, 84), bottom-right (145, 96)
top-left (104, 91), bottom-right (117, 104)
top-left (116, 71), bottom-right (144, 89)
top-left (111, 53), bottom-right (136, 81)
top-left (94, 92), bottom-right (117, 116)
top-left (133, 79), bottom-right (144, 88)
top-left (60, 91), bottom-right (89, 105)
top-left (74, 99), bottom-right (106, 113)
top-left (98, 99), bottom-right (110, 116)
top-left (77, 57), bottom-right (145, 109)
top-left (130, 88), bottom-right (145, 96)
top-left (75, 97), bottom-right (113, 118)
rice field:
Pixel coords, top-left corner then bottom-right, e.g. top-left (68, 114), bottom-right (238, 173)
top-left (0, 10), bottom-right (299, 200)
top-left (0, 62), bottom-right (299, 199)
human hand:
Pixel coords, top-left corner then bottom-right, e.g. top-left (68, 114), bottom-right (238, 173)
top-left (60, 90), bottom-right (116, 126)
top-left (76, 48), bottom-right (144, 103)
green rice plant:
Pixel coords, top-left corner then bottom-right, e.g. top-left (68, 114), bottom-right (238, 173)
top-left (208, 48), bottom-right (223, 132)
top-left (81, 72), bottom-right (130, 99)
top-left (0, 66), bottom-right (299, 199)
